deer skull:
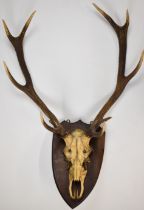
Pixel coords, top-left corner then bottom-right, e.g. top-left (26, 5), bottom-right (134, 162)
top-left (63, 126), bottom-right (105, 200)
top-left (63, 129), bottom-right (91, 199)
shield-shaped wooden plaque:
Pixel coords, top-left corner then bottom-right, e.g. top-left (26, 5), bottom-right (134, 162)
top-left (52, 120), bottom-right (105, 208)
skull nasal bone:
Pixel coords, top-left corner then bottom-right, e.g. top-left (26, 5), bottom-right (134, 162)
top-left (73, 161), bottom-right (82, 181)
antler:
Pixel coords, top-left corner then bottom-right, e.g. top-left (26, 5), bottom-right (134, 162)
top-left (3, 12), bottom-right (66, 136)
top-left (90, 3), bottom-right (144, 135)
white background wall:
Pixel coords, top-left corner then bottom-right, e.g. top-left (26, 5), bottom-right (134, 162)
top-left (0, 0), bottom-right (144, 209)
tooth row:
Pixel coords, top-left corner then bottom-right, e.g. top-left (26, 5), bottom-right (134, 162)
top-left (69, 181), bottom-right (84, 200)
top-left (71, 190), bottom-right (81, 199)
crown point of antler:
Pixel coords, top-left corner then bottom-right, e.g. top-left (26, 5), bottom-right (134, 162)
top-left (92, 2), bottom-right (99, 9)
top-left (126, 10), bottom-right (129, 21)
top-left (92, 2), bottom-right (104, 15)
top-left (124, 9), bottom-right (130, 27)
top-left (2, 19), bottom-right (10, 37)
top-left (26, 10), bottom-right (36, 25)
top-left (20, 11), bottom-right (36, 39)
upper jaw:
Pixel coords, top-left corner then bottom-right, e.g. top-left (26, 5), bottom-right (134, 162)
top-left (69, 167), bottom-right (87, 200)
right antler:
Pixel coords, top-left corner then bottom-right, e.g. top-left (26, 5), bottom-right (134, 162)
top-left (90, 3), bottom-right (144, 136)
top-left (3, 12), bottom-right (66, 136)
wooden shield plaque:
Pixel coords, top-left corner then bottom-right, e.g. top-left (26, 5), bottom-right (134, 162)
top-left (52, 120), bottom-right (105, 208)
top-left (3, 3), bottom-right (143, 209)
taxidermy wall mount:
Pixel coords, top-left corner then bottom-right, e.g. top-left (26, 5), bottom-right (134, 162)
top-left (2, 3), bottom-right (144, 209)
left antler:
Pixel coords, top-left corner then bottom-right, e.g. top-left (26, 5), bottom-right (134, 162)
top-left (90, 3), bottom-right (144, 136)
top-left (3, 12), bottom-right (66, 136)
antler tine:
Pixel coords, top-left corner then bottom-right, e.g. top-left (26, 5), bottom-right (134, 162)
top-left (2, 11), bottom-right (36, 43)
top-left (3, 61), bottom-right (24, 90)
top-left (91, 3), bottom-right (144, 133)
top-left (127, 51), bottom-right (144, 81)
top-left (93, 3), bottom-right (129, 33)
top-left (2, 12), bottom-right (36, 87)
top-left (20, 11), bottom-right (36, 40)
top-left (40, 112), bottom-right (66, 136)
top-left (3, 12), bottom-right (65, 136)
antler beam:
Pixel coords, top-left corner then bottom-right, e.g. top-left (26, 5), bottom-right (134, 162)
top-left (3, 12), bottom-right (65, 136)
top-left (91, 3), bottom-right (144, 134)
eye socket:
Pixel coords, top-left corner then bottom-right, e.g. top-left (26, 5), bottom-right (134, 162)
top-left (83, 149), bottom-right (87, 154)
top-left (68, 149), bottom-right (72, 153)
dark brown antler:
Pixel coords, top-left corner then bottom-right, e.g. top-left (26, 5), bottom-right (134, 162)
top-left (3, 12), bottom-right (65, 136)
top-left (90, 3), bottom-right (144, 135)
